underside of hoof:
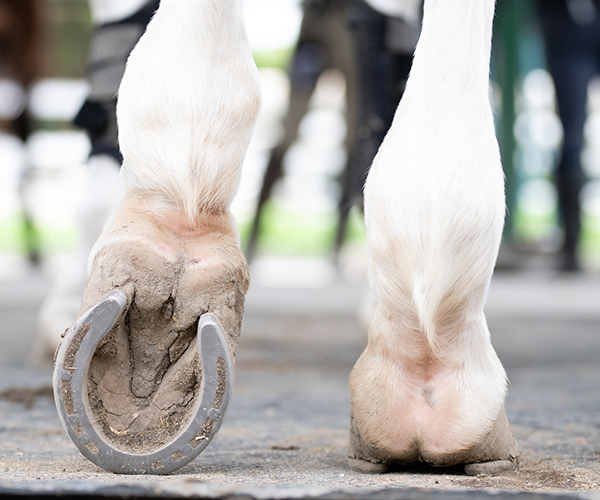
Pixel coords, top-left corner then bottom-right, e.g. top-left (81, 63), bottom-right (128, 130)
top-left (53, 292), bottom-right (234, 474)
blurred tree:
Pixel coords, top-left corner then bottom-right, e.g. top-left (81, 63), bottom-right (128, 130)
top-left (40, 0), bottom-right (92, 78)
top-left (494, 0), bottom-right (530, 246)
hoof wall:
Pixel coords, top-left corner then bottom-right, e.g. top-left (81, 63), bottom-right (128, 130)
top-left (53, 292), bottom-right (234, 474)
top-left (464, 460), bottom-right (516, 476)
top-left (347, 457), bottom-right (390, 474)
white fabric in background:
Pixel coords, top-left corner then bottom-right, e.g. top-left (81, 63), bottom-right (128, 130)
top-left (88, 0), bottom-right (149, 24)
top-left (364, 0), bottom-right (422, 22)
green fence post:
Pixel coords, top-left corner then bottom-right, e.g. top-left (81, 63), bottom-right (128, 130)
top-left (494, 0), bottom-right (521, 246)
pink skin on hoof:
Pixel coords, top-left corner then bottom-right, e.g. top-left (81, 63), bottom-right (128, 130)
top-left (347, 312), bottom-right (521, 474)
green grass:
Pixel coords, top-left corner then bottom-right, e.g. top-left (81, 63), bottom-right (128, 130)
top-left (580, 215), bottom-right (600, 268)
top-left (238, 201), bottom-right (365, 256)
top-left (0, 213), bottom-right (79, 255)
top-left (0, 202), bottom-right (366, 259)
top-left (513, 208), bottom-right (600, 268)
top-left (252, 48), bottom-right (294, 71)
top-left (2, 206), bottom-right (599, 269)
top-left (512, 210), bottom-right (558, 244)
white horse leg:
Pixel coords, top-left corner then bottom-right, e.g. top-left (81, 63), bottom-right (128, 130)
top-left (348, 0), bottom-right (520, 473)
top-left (65, 0), bottom-right (260, 457)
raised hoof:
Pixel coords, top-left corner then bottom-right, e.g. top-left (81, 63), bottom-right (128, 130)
top-left (53, 292), bottom-right (234, 475)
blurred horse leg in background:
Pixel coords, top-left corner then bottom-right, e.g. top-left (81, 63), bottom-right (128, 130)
top-left (246, 0), bottom-right (356, 262)
top-left (32, 0), bottom-right (159, 364)
top-left (341, 0), bottom-right (418, 254)
top-left (538, 0), bottom-right (600, 271)
top-left (0, 0), bottom-right (42, 266)
top-left (246, 0), bottom-right (420, 263)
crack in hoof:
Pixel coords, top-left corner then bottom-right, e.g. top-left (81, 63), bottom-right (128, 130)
top-left (54, 292), bottom-right (235, 475)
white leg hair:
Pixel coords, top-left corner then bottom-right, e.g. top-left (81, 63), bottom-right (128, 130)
top-left (115, 0), bottom-right (260, 226)
top-left (349, 0), bottom-right (519, 468)
top-left (66, 0), bottom-right (260, 459)
top-left (87, 0), bottom-right (261, 271)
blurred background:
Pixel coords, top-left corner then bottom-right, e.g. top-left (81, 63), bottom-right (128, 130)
top-left (1, 3), bottom-right (600, 485)
top-left (0, 0), bottom-right (599, 290)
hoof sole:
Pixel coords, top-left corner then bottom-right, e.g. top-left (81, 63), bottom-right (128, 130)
top-left (53, 291), bottom-right (234, 474)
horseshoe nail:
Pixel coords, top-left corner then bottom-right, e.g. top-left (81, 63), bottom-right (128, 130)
top-left (53, 291), bottom-right (234, 474)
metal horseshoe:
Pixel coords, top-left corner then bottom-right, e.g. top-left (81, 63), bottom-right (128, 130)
top-left (53, 291), bottom-right (234, 474)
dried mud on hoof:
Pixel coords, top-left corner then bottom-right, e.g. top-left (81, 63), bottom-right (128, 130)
top-left (53, 267), bottom-right (240, 474)
top-left (51, 208), bottom-right (249, 474)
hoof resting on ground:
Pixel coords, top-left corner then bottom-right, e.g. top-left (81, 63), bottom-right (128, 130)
top-left (347, 407), bottom-right (521, 475)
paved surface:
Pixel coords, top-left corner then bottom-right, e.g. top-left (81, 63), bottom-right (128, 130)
top-left (0, 259), bottom-right (599, 498)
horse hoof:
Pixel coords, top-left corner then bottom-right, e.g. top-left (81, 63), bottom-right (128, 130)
top-left (464, 459), bottom-right (517, 476)
top-left (53, 291), bottom-right (233, 474)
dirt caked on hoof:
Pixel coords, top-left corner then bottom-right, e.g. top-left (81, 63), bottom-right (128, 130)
top-left (53, 207), bottom-right (249, 474)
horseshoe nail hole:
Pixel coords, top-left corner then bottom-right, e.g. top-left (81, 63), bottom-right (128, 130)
top-left (151, 461), bottom-right (164, 470)
top-left (60, 380), bottom-right (76, 416)
top-left (86, 442), bottom-right (99, 454)
top-left (172, 450), bottom-right (185, 461)
top-left (189, 433), bottom-right (209, 449)
top-left (72, 423), bottom-right (84, 436)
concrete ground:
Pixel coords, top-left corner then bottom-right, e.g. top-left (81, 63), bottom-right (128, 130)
top-left (0, 256), bottom-right (599, 499)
